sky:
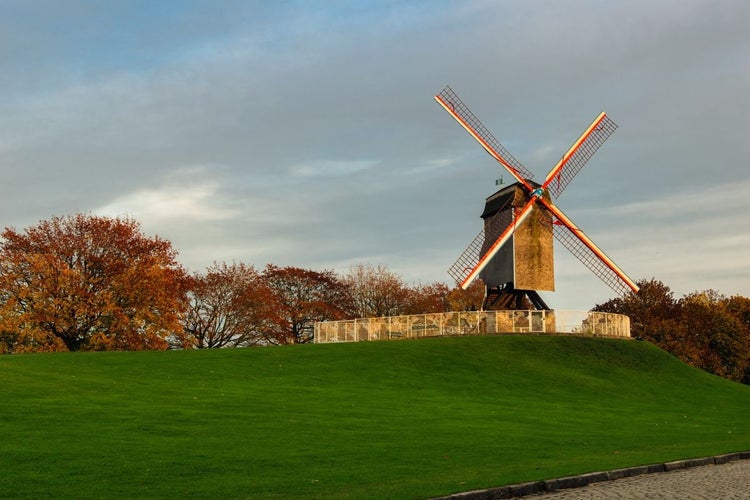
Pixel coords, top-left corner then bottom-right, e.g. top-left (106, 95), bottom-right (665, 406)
top-left (1, 0), bottom-right (748, 310)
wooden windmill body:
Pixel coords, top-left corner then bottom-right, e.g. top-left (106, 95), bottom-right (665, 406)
top-left (435, 86), bottom-right (639, 310)
top-left (479, 182), bottom-right (554, 309)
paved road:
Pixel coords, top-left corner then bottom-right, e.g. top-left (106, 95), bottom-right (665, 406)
top-left (527, 460), bottom-right (750, 499)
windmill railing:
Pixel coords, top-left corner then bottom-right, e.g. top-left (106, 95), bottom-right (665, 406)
top-left (313, 310), bottom-right (630, 343)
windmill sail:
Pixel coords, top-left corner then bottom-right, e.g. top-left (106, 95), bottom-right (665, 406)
top-left (552, 223), bottom-right (635, 296)
top-left (434, 86), bottom-right (535, 186)
top-left (448, 198), bottom-right (536, 289)
top-left (436, 85), bottom-right (639, 303)
top-left (539, 199), bottom-right (639, 295)
top-left (543, 112), bottom-right (618, 198)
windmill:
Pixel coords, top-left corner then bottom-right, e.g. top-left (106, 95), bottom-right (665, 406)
top-left (434, 86), bottom-right (639, 310)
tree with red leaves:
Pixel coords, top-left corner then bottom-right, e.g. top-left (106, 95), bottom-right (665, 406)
top-left (181, 262), bottom-right (280, 348)
top-left (262, 265), bottom-right (351, 344)
top-left (0, 214), bottom-right (190, 352)
top-left (341, 264), bottom-right (410, 318)
top-left (445, 280), bottom-right (486, 312)
top-left (594, 279), bottom-right (750, 383)
top-left (402, 282), bottom-right (451, 315)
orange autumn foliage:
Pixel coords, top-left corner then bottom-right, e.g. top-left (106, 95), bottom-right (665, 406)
top-left (0, 214), bottom-right (190, 352)
top-left (181, 262), bottom-right (281, 349)
top-left (262, 265), bottom-right (351, 344)
top-left (595, 279), bottom-right (750, 383)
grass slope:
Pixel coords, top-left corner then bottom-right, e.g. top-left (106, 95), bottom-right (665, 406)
top-left (2, 336), bottom-right (750, 499)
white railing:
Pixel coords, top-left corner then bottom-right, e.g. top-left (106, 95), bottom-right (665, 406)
top-left (314, 310), bottom-right (630, 343)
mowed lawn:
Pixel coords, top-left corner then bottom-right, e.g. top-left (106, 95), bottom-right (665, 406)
top-left (2, 335), bottom-right (750, 499)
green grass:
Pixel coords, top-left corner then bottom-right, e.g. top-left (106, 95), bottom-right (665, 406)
top-left (2, 335), bottom-right (750, 499)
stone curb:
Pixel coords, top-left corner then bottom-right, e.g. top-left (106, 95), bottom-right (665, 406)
top-left (432, 451), bottom-right (750, 499)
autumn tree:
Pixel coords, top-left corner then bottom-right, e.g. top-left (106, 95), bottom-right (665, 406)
top-left (262, 265), bottom-right (351, 344)
top-left (341, 264), bottom-right (410, 318)
top-left (595, 279), bottom-right (750, 383)
top-left (724, 295), bottom-right (750, 383)
top-left (0, 214), bottom-right (190, 352)
top-left (402, 282), bottom-right (451, 315)
top-left (446, 279), bottom-right (486, 312)
top-left (676, 291), bottom-right (750, 382)
top-left (724, 295), bottom-right (750, 332)
top-left (594, 278), bottom-right (678, 341)
top-left (180, 262), bottom-right (280, 349)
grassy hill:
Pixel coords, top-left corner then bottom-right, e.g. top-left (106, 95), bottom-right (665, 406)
top-left (2, 335), bottom-right (750, 499)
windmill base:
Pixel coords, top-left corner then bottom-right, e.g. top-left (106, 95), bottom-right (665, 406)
top-left (483, 283), bottom-right (550, 311)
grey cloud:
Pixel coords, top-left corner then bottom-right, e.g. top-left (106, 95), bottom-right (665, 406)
top-left (1, 0), bottom-right (748, 310)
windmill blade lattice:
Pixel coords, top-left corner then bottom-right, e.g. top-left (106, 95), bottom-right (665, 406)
top-left (447, 197), bottom-right (513, 286)
top-left (435, 86), bottom-right (535, 182)
top-left (544, 113), bottom-right (618, 198)
top-left (435, 85), bottom-right (640, 300)
top-left (552, 222), bottom-right (633, 296)
top-left (447, 226), bottom-right (489, 287)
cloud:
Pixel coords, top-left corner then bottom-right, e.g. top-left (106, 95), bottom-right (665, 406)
top-left (551, 180), bottom-right (750, 307)
top-left (1, 1), bottom-right (748, 311)
top-left (288, 160), bottom-right (378, 178)
top-left (95, 167), bottom-right (239, 222)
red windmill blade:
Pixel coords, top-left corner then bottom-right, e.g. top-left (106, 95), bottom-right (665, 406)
top-left (542, 112), bottom-right (618, 198)
top-left (448, 197), bottom-right (537, 289)
top-left (434, 86), bottom-right (535, 189)
top-left (552, 223), bottom-right (635, 296)
top-left (539, 198), bottom-right (639, 295)
top-left (434, 85), bottom-right (639, 304)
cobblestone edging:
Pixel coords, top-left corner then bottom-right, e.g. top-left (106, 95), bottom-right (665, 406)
top-left (432, 451), bottom-right (750, 499)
